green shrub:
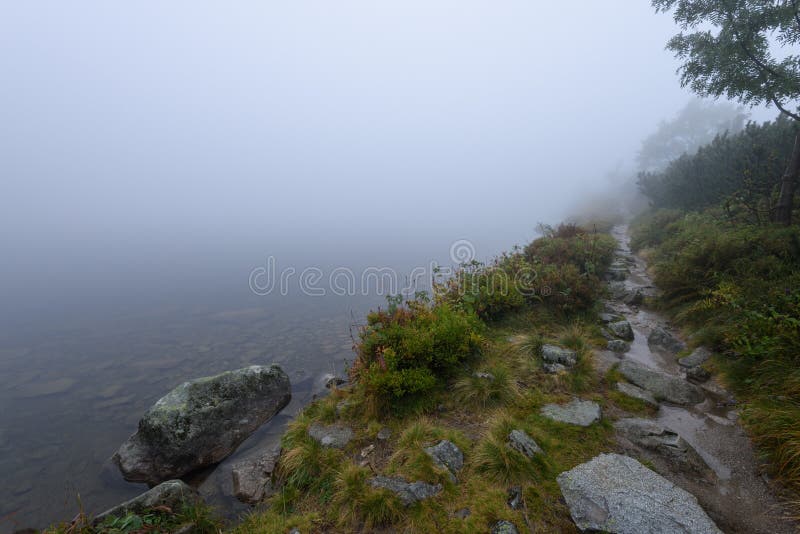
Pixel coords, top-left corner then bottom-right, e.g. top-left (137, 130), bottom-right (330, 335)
top-left (352, 298), bottom-right (482, 411)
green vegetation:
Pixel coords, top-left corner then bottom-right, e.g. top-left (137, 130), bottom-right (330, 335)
top-left (227, 224), bottom-right (651, 533)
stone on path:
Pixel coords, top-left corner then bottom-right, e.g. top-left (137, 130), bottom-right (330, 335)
top-left (648, 326), bottom-right (686, 354)
top-left (614, 418), bottom-right (711, 476)
top-left (615, 382), bottom-right (658, 407)
top-left (557, 453), bottom-right (722, 533)
top-left (618, 360), bottom-right (704, 405)
top-left (679, 347), bottom-right (712, 368)
top-left (608, 320), bottom-right (634, 341)
top-left (607, 339), bottom-right (630, 353)
top-left (541, 399), bottom-right (601, 427)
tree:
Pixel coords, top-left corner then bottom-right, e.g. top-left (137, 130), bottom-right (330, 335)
top-left (653, 0), bottom-right (800, 224)
top-left (637, 99), bottom-right (748, 172)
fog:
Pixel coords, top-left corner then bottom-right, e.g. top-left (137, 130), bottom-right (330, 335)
top-left (1, 2), bottom-right (779, 325)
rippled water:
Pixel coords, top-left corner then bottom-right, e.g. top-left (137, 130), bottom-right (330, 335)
top-left (0, 291), bottom-right (381, 532)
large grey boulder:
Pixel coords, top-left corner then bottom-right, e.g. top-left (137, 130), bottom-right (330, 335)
top-left (231, 443), bottom-right (282, 504)
top-left (507, 429), bottom-right (543, 458)
top-left (557, 453), bottom-right (722, 533)
top-left (94, 480), bottom-right (201, 524)
top-left (686, 366), bottom-right (711, 383)
top-left (308, 423), bottom-right (353, 449)
top-left (608, 320), bottom-right (634, 341)
top-left (368, 476), bottom-right (442, 506)
top-left (615, 382), bottom-right (657, 407)
top-left (541, 399), bottom-right (601, 427)
top-left (114, 365), bottom-right (291, 484)
top-left (614, 418), bottom-right (711, 475)
top-left (618, 361), bottom-right (703, 405)
top-left (424, 440), bottom-right (463, 481)
top-left (541, 344), bottom-right (577, 366)
top-left (679, 347), bottom-right (712, 368)
top-left (648, 326), bottom-right (686, 353)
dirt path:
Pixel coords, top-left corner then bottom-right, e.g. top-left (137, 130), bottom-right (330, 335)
top-left (598, 224), bottom-right (797, 534)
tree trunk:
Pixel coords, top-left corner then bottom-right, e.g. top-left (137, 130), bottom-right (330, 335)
top-left (775, 130), bottom-right (800, 226)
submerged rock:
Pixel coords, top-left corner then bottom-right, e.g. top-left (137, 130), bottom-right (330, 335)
top-left (541, 399), bottom-right (601, 427)
top-left (308, 423), bottom-right (353, 449)
top-left (114, 365), bottom-right (291, 484)
top-left (618, 361), bottom-right (703, 405)
top-left (541, 344), bottom-right (577, 366)
top-left (679, 347), bottom-right (712, 368)
top-left (557, 453), bottom-right (721, 533)
top-left (368, 476), bottom-right (442, 506)
top-left (615, 381), bottom-right (658, 407)
top-left (94, 480), bottom-right (201, 524)
top-left (648, 326), bottom-right (686, 354)
top-left (608, 320), bottom-right (634, 341)
top-left (507, 429), bottom-right (543, 458)
top-left (231, 443), bottom-right (282, 504)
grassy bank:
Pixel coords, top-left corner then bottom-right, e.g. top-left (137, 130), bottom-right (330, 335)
top-left (225, 224), bottom-right (644, 533)
top-left (630, 209), bottom-right (800, 498)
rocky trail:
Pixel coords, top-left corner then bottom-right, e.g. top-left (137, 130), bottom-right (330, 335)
top-left (591, 224), bottom-right (797, 533)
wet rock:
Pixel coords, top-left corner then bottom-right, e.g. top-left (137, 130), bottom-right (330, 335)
top-left (618, 361), bottom-right (703, 405)
top-left (615, 382), bottom-right (658, 407)
top-left (686, 366), bottom-right (711, 383)
top-left (606, 267), bottom-right (628, 281)
top-left (541, 344), bottom-right (577, 366)
top-left (608, 281), bottom-right (628, 299)
top-left (324, 375), bottom-right (346, 389)
top-left (231, 443), bottom-right (282, 504)
top-left (623, 288), bottom-right (644, 306)
top-left (648, 326), bottom-right (686, 354)
top-left (94, 480), bottom-right (202, 524)
top-left (557, 453), bottom-right (721, 533)
top-left (368, 476), bottom-right (442, 506)
top-left (507, 429), bottom-right (543, 458)
top-left (541, 399), bottom-right (601, 427)
top-left (599, 312), bottom-right (620, 323)
top-left (425, 440), bottom-right (463, 482)
top-left (614, 418), bottom-right (712, 476)
top-left (607, 339), bottom-right (630, 353)
top-left (114, 365), bottom-right (291, 484)
top-left (608, 320), bottom-right (634, 341)
top-left (679, 347), bottom-right (712, 368)
top-left (543, 362), bottom-right (567, 374)
top-left (376, 427), bottom-right (392, 441)
top-left (309, 423), bottom-right (353, 449)
top-left (507, 486), bottom-right (523, 509)
top-left (490, 520), bottom-right (520, 534)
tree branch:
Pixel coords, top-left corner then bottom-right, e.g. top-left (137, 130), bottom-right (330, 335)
top-left (770, 95), bottom-right (800, 121)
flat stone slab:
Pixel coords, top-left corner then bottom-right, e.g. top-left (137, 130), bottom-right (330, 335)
top-left (308, 423), bottom-right (353, 449)
top-left (368, 476), bottom-right (442, 506)
top-left (614, 418), bottom-right (711, 476)
top-left (231, 443), bottom-right (282, 504)
top-left (618, 360), bottom-right (703, 405)
top-left (615, 382), bottom-right (658, 407)
top-left (541, 399), bottom-right (601, 427)
top-left (557, 453), bottom-right (722, 533)
top-left (679, 347), bottom-right (712, 368)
